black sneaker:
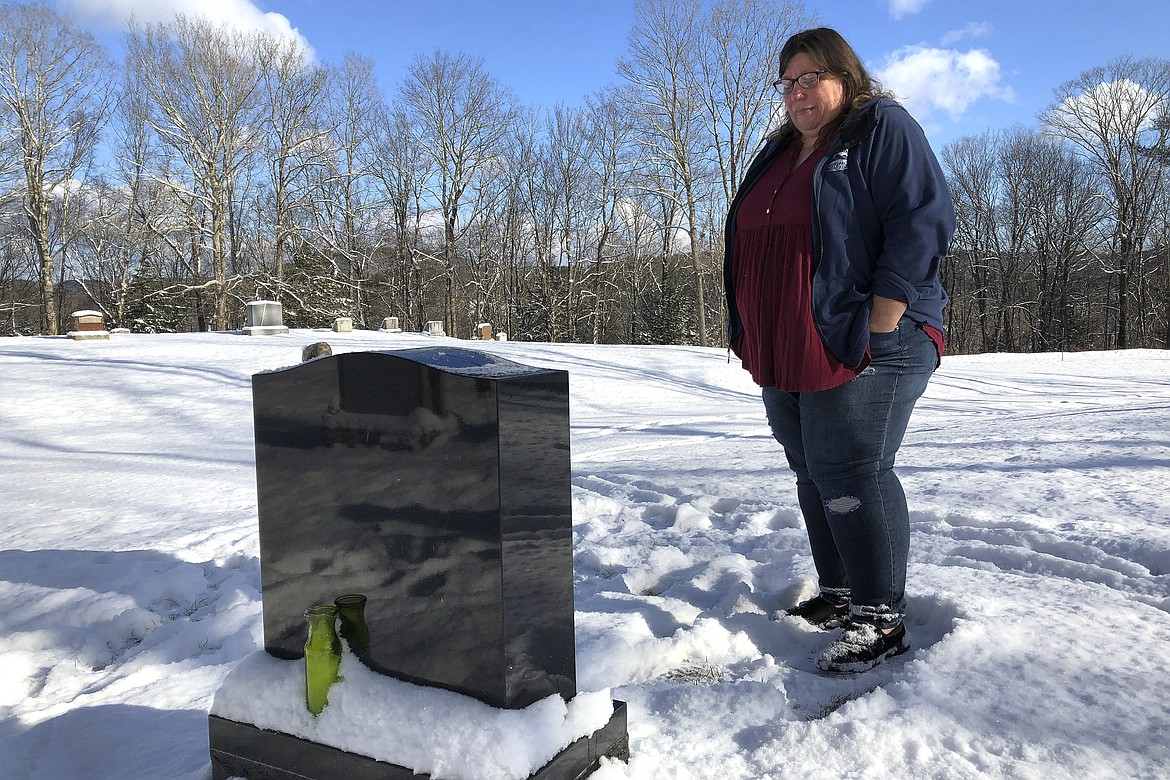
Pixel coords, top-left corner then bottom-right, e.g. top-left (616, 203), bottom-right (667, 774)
top-left (815, 621), bottom-right (910, 674)
top-left (782, 595), bottom-right (850, 629)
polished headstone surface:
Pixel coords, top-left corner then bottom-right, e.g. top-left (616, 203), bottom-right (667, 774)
top-left (251, 348), bottom-right (576, 709)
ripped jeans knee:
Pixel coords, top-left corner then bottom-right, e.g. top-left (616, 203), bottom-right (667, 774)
top-left (824, 494), bottom-right (862, 515)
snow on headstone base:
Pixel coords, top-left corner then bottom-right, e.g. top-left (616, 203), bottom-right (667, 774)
top-left (209, 703), bottom-right (628, 780)
top-left (208, 650), bottom-right (628, 780)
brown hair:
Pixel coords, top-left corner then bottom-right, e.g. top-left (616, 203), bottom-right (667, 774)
top-left (767, 27), bottom-right (889, 146)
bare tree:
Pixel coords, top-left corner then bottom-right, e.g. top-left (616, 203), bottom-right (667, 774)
top-left (583, 86), bottom-right (640, 343)
top-left (64, 179), bottom-right (131, 325)
top-left (514, 111), bottom-right (562, 340)
top-left (496, 114), bottom-right (544, 339)
top-left (943, 133), bottom-right (1005, 351)
top-left (259, 36), bottom-right (329, 292)
top-left (0, 3), bottom-right (112, 334)
top-left (0, 209), bottom-right (37, 334)
top-left (1001, 129), bottom-right (1106, 350)
top-left (543, 103), bottom-right (593, 339)
top-left (620, 0), bottom-right (713, 346)
top-left (400, 49), bottom-right (518, 334)
top-left (110, 76), bottom-right (160, 327)
top-left (370, 104), bottom-right (428, 329)
top-left (1043, 57), bottom-right (1170, 348)
top-left (126, 16), bottom-right (268, 330)
top-left (309, 53), bottom-right (386, 327)
top-left (1154, 184), bottom-right (1170, 348)
top-left (943, 128), bottom-right (1110, 353)
top-left (112, 71), bottom-right (212, 332)
top-left (698, 0), bottom-right (811, 206)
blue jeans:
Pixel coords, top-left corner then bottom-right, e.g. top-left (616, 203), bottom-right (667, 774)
top-left (762, 318), bottom-right (936, 628)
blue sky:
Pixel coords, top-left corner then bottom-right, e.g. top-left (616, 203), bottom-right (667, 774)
top-left (53, 0), bottom-right (1170, 150)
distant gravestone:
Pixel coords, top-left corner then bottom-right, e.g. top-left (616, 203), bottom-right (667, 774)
top-left (332, 317), bottom-right (353, 333)
top-left (208, 347), bottom-right (628, 779)
top-left (476, 323), bottom-right (493, 340)
top-left (67, 310), bottom-right (109, 341)
top-left (422, 320), bottom-right (445, 337)
top-left (300, 342), bottom-right (332, 362)
top-left (243, 301), bottom-right (289, 336)
top-left (379, 316), bottom-right (402, 333)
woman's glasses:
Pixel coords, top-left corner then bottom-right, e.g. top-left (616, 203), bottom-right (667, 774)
top-left (773, 69), bottom-right (829, 95)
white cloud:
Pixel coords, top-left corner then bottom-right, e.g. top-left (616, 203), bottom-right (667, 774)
top-left (887, 0), bottom-right (933, 20)
top-left (59, 0), bottom-right (312, 54)
top-left (875, 45), bottom-right (1014, 121)
top-left (940, 22), bottom-right (993, 46)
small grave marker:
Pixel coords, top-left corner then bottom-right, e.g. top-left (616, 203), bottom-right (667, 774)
top-left (67, 310), bottom-right (109, 341)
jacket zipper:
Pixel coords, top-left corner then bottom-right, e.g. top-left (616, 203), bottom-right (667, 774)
top-left (809, 144), bottom-right (833, 348)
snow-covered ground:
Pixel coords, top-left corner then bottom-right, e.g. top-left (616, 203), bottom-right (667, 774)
top-left (1, 330), bottom-right (1168, 779)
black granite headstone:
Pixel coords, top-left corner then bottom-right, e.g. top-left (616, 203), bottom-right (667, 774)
top-left (251, 348), bottom-right (576, 709)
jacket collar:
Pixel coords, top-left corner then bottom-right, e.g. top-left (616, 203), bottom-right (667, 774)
top-left (835, 97), bottom-right (884, 150)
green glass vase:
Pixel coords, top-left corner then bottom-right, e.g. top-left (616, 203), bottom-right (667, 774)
top-left (304, 604), bottom-right (341, 715)
top-left (334, 594), bottom-right (371, 656)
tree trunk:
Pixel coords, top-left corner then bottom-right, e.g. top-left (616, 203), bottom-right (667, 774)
top-left (28, 199), bottom-right (58, 335)
top-left (687, 197), bottom-right (707, 347)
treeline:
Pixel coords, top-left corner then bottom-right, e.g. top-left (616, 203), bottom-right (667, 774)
top-left (943, 60), bottom-right (1170, 353)
top-left (1, 2), bottom-right (1169, 353)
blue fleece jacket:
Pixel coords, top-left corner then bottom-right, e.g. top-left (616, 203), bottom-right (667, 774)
top-left (724, 97), bottom-right (954, 369)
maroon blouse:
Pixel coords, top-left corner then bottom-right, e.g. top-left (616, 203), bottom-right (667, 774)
top-left (731, 143), bottom-right (862, 392)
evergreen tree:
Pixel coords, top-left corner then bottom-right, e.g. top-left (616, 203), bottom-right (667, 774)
top-left (123, 263), bottom-right (192, 333)
top-left (278, 251), bottom-right (354, 329)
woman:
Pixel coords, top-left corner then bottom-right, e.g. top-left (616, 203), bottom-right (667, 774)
top-left (723, 27), bottom-right (953, 673)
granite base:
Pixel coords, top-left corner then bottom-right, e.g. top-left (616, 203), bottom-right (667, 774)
top-left (209, 700), bottom-right (628, 780)
top-left (242, 325), bottom-right (290, 336)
